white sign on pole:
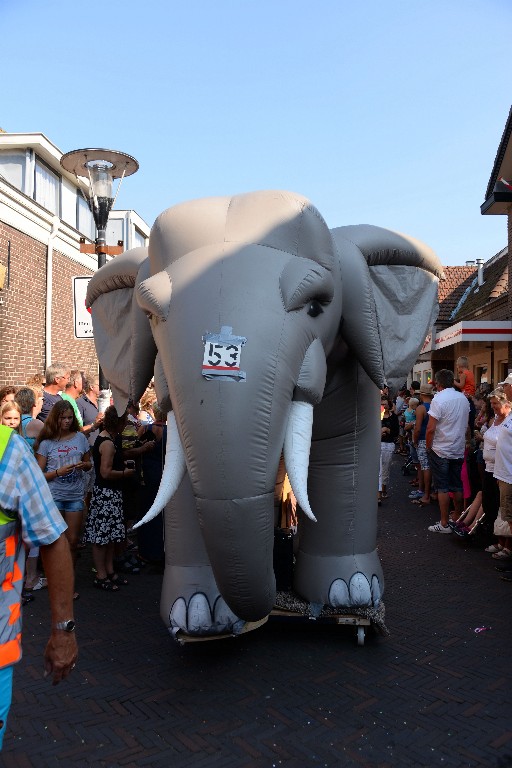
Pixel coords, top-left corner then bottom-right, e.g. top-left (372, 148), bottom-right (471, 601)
top-left (73, 276), bottom-right (93, 339)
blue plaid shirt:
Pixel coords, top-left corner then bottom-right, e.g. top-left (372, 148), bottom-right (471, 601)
top-left (0, 431), bottom-right (66, 547)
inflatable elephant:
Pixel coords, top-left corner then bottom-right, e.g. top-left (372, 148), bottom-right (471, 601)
top-left (86, 190), bottom-right (443, 638)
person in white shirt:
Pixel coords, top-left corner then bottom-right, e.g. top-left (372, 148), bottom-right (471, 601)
top-left (425, 369), bottom-right (470, 534)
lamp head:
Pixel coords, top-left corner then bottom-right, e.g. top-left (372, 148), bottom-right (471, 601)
top-left (60, 148), bottom-right (139, 232)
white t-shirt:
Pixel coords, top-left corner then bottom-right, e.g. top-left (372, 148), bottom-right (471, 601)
top-left (493, 413), bottom-right (512, 484)
top-left (482, 416), bottom-right (510, 473)
top-left (428, 387), bottom-right (469, 459)
top-left (395, 395), bottom-right (407, 415)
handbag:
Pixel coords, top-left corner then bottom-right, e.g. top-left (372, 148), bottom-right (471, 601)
top-left (493, 510), bottom-right (512, 538)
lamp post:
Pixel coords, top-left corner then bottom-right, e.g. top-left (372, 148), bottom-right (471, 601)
top-left (60, 148), bottom-right (139, 391)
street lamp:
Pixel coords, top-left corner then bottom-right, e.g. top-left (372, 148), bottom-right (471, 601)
top-left (60, 148), bottom-right (139, 390)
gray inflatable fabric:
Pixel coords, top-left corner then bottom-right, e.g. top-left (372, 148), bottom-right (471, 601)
top-left (86, 190), bottom-right (442, 638)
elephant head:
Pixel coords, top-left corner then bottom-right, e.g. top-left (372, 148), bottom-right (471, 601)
top-left (86, 190), bottom-right (443, 629)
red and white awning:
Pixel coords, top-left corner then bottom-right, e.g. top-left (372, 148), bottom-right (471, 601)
top-left (425, 321), bottom-right (512, 351)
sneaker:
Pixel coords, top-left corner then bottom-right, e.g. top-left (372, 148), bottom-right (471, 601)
top-left (409, 490), bottom-right (423, 499)
top-left (32, 577), bottom-right (47, 591)
top-left (485, 544), bottom-right (503, 554)
top-left (428, 522), bottom-right (452, 534)
top-left (492, 548), bottom-right (512, 560)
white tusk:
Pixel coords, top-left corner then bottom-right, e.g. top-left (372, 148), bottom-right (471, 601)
top-left (283, 401), bottom-right (316, 522)
top-left (132, 411), bottom-right (186, 528)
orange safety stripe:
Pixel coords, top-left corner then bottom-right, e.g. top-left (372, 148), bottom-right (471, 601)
top-left (1, 571), bottom-right (13, 592)
top-left (8, 602), bottom-right (20, 626)
top-left (12, 561), bottom-right (23, 584)
top-left (0, 635), bottom-right (21, 667)
top-left (4, 535), bottom-right (15, 558)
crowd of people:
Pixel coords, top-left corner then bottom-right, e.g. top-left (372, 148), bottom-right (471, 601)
top-left (0, 362), bottom-right (168, 746)
top-left (0, 364), bottom-right (166, 603)
top-left (2, 353), bottom-right (512, 745)
top-left (380, 356), bottom-right (512, 584)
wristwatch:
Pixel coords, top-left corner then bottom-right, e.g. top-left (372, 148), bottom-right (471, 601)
top-left (54, 619), bottom-right (76, 632)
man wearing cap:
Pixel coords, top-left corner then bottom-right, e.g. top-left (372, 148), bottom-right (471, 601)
top-left (425, 369), bottom-right (470, 534)
top-left (411, 383), bottom-right (434, 504)
top-left (493, 374), bottom-right (512, 570)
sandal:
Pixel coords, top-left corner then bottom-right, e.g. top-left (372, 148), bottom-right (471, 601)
top-left (93, 577), bottom-right (119, 591)
top-left (114, 555), bottom-right (142, 574)
top-left (107, 572), bottom-right (129, 586)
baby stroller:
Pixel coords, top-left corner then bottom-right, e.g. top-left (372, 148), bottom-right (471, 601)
top-left (401, 437), bottom-right (419, 476)
top-left (401, 453), bottom-right (416, 476)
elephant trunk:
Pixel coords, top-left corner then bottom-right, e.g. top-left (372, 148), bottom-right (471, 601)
top-left (196, 493), bottom-right (276, 621)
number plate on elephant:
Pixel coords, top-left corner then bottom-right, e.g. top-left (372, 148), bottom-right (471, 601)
top-left (202, 326), bottom-right (247, 381)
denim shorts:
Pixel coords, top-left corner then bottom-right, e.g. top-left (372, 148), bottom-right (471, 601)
top-left (0, 665), bottom-right (13, 750)
top-left (427, 450), bottom-right (463, 494)
top-left (56, 499), bottom-right (84, 513)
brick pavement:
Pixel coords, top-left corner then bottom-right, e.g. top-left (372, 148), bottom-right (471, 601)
top-left (3, 454), bottom-right (512, 767)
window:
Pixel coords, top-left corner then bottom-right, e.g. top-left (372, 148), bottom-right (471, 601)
top-left (76, 192), bottom-right (96, 240)
top-left (133, 227), bottom-right (146, 249)
top-left (34, 158), bottom-right (60, 214)
top-left (0, 151), bottom-right (24, 190)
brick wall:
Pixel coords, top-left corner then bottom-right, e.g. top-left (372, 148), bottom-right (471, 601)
top-left (50, 250), bottom-right (97, 376)
top-left (0, 222), bottom-right (97, 386)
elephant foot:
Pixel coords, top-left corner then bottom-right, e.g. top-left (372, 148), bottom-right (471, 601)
top-left (328, 572), bottom-right (381, 608)
top-left (293, 549), bottom-right (384, 609)
top-left (168, 593), bottom-right (246, 637)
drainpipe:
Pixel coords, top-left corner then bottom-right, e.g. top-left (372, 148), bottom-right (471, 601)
top-left (45, 216), bottom-right (60, 369)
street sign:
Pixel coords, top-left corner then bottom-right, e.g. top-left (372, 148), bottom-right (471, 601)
top-left (73, 276), bottom-right (93, 339)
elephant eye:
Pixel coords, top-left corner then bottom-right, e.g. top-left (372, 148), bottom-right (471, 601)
top-left (307, 300), bottom-right (324, 318)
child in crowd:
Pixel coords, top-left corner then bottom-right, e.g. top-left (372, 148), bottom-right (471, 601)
top-left (454, 356), bottom-right (477, 431)
top-left (403, 398), bottom-right (419, 443)
top-left (0, 401), bottom-right (22, 433)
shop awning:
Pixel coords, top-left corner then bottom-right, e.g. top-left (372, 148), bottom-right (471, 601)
top-left (425, 321), bottom-right (512, 351)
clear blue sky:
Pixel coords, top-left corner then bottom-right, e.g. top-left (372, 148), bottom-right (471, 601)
top-left (2, 0), bottom-right (511, 265)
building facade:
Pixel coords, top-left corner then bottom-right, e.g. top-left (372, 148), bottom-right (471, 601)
top-left (0, 132), bottom-right (150, 386)
top-left (412, 106), bottom-right (512, 390)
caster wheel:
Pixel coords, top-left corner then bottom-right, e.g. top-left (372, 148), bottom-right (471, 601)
top-left (357, 626), bottom-right (365, 646)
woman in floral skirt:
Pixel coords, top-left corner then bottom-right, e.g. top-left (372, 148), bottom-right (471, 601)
top-left (83, 406), bottom-right (136, 590)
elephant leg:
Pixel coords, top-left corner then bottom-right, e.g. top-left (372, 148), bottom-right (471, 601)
top-left (293, 357), bottom-right (384, 608)
top-left (161, 474), bottom-right (245, 636)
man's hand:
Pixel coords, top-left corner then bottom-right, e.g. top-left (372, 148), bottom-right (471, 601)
top-left (44, 632), bottom-right (78, 685)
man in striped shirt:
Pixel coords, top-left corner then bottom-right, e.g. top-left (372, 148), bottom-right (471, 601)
top-left (0, 426), bottom-right (78, 749)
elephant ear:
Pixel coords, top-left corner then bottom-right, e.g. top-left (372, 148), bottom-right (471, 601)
top-left (86, 247), bottom-right (157, 414)
top-left (331, 225), bottom-right (444, 391)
